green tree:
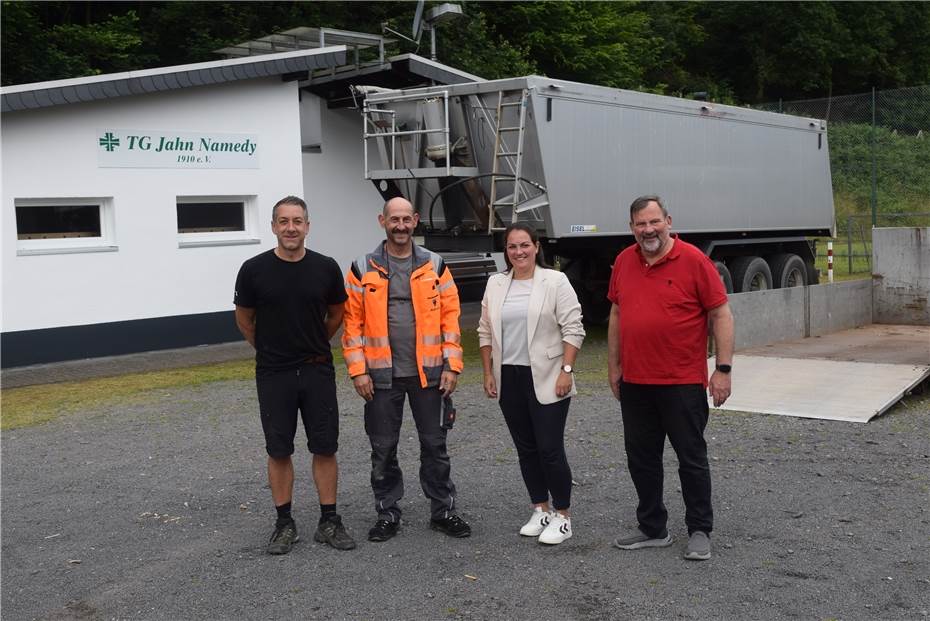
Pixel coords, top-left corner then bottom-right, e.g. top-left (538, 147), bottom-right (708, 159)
top-left (833, 2), bottom-right (930, 92)
top-left (2, 2), bottom-right (149, 84)
top-left (830, 122), bottom-right (930, 218)
top-left (3, 1), bottom-right (929, 102)
top-left (437, 10), bottom-right (535, 80)
top-left (477, 1), bottom-right (659, 89)
top-left (686, 2), bottom-right (930, 104)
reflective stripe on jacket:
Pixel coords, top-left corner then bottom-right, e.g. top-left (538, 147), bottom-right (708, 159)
top-left (342, 241), bottom-right (463, 389)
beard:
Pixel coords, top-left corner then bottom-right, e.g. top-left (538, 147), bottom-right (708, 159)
top-left (640, 235), bottom-right (663, 254)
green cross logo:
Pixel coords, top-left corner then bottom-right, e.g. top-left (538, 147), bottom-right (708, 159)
top-left (99, 132), bottom-right (120, 152)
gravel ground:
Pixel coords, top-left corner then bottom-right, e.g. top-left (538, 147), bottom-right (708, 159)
top-left (2, 336), bottom-right (929, 621)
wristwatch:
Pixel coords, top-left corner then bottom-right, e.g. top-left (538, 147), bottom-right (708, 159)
top-left (561, 364), bottom-right (573, 374)
top-left (715, 364), bottom-right (732, 374)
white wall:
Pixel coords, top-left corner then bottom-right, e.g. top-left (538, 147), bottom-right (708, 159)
top-left (301, 100), bottom-right (385, 274)
top-left (1, 78), bottom-right (304, 332)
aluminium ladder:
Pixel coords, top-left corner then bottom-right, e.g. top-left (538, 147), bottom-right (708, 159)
top-left (487, 89), bottom-right (529, 232)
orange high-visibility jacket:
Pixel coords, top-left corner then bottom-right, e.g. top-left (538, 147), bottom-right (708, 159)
top-left (343, 242), bottom-right (463, 389)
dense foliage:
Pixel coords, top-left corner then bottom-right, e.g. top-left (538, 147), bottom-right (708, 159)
top-left (3, 1), bottom-right (929, 104)
top-left (830, 123), bottom-right (930, 219)
top-left (4, 1), bottom-right (928, 220)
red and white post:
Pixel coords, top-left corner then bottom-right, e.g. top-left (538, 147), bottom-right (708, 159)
top-left (827, 241), bottom-right (834, 283)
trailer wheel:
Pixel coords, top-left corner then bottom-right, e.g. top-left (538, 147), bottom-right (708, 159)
top-left (767, 253), bottom-right (808, 288)
top-left (806, 261), bottom-right (820, 285)
top-left (728, 256), bottom-right (772, 292)
top-left (714, 261), bottom-right (734, 294)
top-left (563, 257), bottom-right (611, 325)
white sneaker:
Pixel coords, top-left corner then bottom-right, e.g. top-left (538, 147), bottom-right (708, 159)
top-left (538, 513), bottom-right (572, 545)
top-left (519, 507), bottom-right (552, 537)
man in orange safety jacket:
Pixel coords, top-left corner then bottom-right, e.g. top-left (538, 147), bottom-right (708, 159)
top-left (343, 197), bottom-right (470, 542)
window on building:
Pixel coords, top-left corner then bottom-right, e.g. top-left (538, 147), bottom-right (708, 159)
top-left (176, 195), bottom-right (259, 248)
top-left (177, 201), bottom-right (244, 233)
top-left (16, 204), bottom-right (102, 239)
top-left (14, 198), bottom-right (116, 255)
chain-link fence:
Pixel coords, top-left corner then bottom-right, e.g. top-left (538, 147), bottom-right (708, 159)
top-left (759, 86), bottom-right (930, 276)
top-left (825, 212), bottom-right (930, 276)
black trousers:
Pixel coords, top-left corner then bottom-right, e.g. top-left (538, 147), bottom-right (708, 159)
top-left (364, 376), bottom-right (457, 521)
top-left (255, 362), bottom-right (339, 457)
top-left (499, 365), bottom-right (573, 511)
top-left (619, 381), bottom-right (713, 536)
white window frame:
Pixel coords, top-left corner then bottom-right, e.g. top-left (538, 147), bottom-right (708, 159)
top-left (14, 197), bottom-right (117, 256)
top-left (176, 194), bottom-right (260, 248)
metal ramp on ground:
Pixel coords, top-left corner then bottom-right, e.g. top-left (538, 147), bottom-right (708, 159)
top-left (708, 324), bottom-right (930, 423)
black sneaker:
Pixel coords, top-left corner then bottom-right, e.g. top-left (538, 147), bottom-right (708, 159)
top-left (267, 519), bottom-right (299, 555)
top-left (313, 514), bottom-right (357, 550)
top-left (367, 519), bottom-right (400, 542)
top-left (430, 514), bottom-right (471, 538)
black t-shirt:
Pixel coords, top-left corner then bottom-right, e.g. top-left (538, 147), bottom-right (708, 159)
top-left (234, 248), bottom-right (347, 373)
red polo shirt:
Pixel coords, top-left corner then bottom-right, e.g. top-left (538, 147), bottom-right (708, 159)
top-left (607, 237), bottom-right (728, 386)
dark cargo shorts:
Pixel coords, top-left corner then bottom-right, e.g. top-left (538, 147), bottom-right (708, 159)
top-left (256, 362), bottom-right (339, 457)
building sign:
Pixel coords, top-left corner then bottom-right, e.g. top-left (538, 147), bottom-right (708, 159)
top-left (97, 129), bottom-right (260, 169)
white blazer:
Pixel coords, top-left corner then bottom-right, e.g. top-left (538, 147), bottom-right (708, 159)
top-left (477, 267), bottom-right (585, 405)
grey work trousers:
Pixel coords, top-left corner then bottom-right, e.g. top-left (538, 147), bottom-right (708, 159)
top-left (364, 376), bottom-right (457, 521)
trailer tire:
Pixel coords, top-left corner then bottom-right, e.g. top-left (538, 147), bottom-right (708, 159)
top-left (563, 258), bottom-right (610, 325)
top-left (767, 253), bottom-right (808, 288)
top-left (806, 261), bottom-right (820, 285)
top-left (714, 261), bottom-right (734, 294)
top-left (729, 256), bottom-right (772, 292)
top-left (577, 287), bottom-right (611, 326)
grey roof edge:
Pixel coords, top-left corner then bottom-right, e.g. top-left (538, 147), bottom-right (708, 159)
top-left (307, 53), bottom-right (483, 87)
top-left (1, 46), bottom-right (348, 113)
top-left (391, 54), bottom-right (484, 84)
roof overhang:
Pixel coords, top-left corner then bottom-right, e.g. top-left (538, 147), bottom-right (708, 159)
top-left (1, 46), bottom-right (348, 113)
top-left (304, 53), bottom-right (483, 108)
top-left (215, 27), bottom-right (390, 59)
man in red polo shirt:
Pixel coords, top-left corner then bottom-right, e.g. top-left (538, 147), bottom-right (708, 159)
top-left (607, 195), bottom-right (734, 561)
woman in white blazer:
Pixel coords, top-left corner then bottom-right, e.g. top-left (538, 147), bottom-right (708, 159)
top-left (478, 222), bottom-right (585, 545)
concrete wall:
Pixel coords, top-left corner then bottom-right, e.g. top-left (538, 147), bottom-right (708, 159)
top-left (726, 226), bottom-right (927, 349)
top-left (872, 227), bottom-right (930, 325)
top-left (809, 279), bottom-right (872, 336)
top-left (728, 280), bottom-right (872, 350)
top-left (729, 286), bottom-right (806, 350)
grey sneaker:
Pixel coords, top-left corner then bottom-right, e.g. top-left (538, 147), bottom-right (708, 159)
top-left (313, 514), bottom-right (357, 550)
top-left (267, 519), bottom-right (299, 555)
top-left (613, 528), bottom-right (673, 550)
top-left (683, 531), bottom-right (711, 560)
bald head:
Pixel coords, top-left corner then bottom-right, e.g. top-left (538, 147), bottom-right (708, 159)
top-left (379, 197), bottom-right (419, 255)
top-left (383, 197), bottom-right (414, 217)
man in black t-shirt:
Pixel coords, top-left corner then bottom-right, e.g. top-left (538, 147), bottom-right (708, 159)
top-left (234, 195), bottom-right (355, 555)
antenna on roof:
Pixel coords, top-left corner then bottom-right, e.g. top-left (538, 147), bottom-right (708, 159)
top-left (412, 0), bottom-right (425, 40)
top-left (383, 1), bottom-right (463, 61)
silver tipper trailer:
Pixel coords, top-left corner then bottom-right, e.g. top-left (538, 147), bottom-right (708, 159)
top-left (359, 76), bottom-right (835, 321)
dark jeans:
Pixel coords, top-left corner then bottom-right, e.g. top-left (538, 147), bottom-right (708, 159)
top-left (619, 381), bottom-right (713, 536)
top-left (499, 365), bottom-right (573, 511)
top-left (364, 376), bottom-right (457, 521)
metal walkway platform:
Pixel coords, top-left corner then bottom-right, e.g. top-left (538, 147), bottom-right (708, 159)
top-left (710, 324), bottom-right (930, 423)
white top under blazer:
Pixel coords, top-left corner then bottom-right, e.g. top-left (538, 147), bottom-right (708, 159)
top-left (478, 267), bottom-right (585, 405)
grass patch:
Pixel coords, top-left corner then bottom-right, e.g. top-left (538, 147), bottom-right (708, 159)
top-left (813, 238), bottom-right (871, 281)
top-left (1, 359), bottom-right (256, 430)
top-left (1, 329), bottom-right (606, 431)
top-left (0, 334), bottom-right (487, 431)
